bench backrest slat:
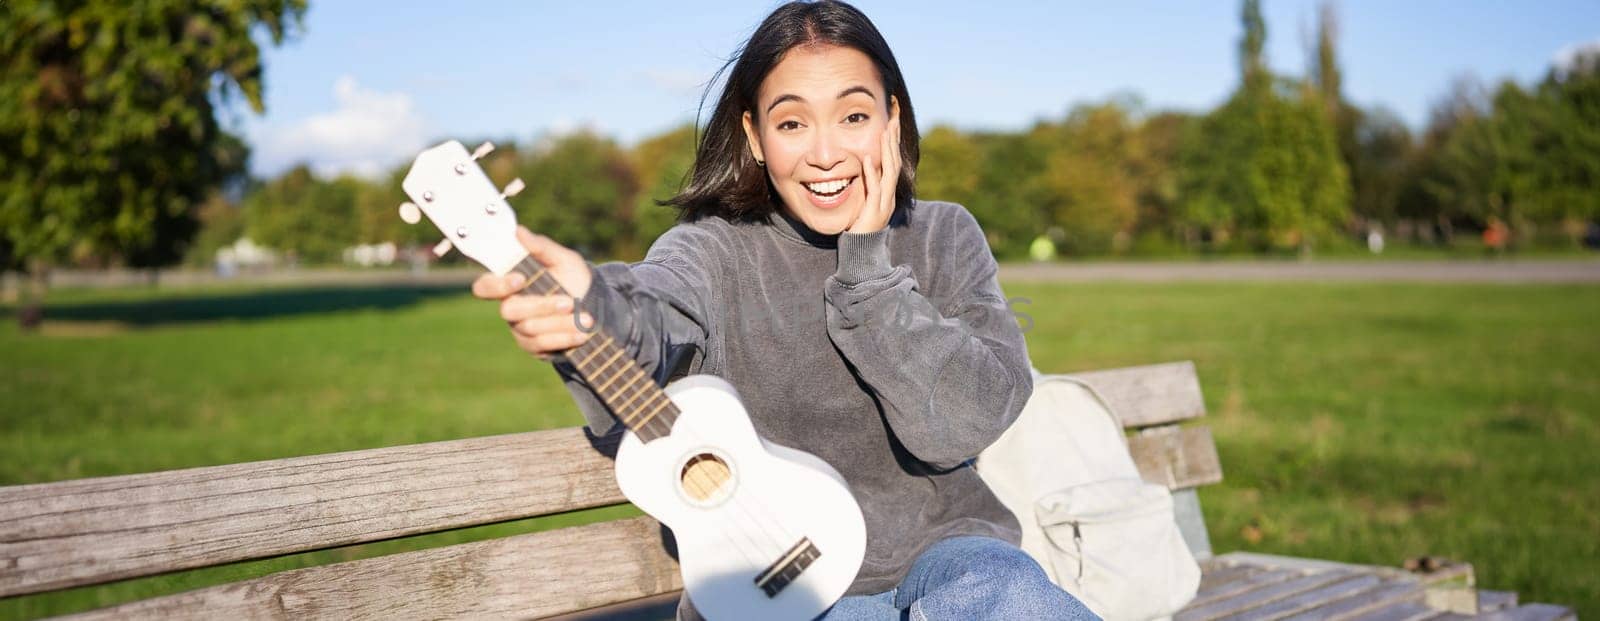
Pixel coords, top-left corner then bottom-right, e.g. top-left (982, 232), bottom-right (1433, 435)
top-left (0, 428), bottom-right (628, 598)
top-left (1071, 361), bottom-right (1208, 428)
top-left (4, 361), bottom-right (1221, 619)
top-left (58, 516), bottom-right (679, 621)
top-left (1128, 425), bottom-right (1224, 490)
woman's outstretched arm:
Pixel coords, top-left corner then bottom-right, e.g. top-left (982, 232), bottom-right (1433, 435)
top-left (555, 235), bottom-right (719, 435)
top-left (475, 226), bottom-right (719, 436)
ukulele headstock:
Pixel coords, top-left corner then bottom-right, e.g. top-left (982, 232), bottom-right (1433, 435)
top-left (398, 140), bottom-right (527, 274)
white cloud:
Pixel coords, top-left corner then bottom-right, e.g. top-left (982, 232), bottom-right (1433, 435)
top-left (640, 68), bottom-right (705, 96)
top-left (1552, 38), bottom-right (1600, 76)
top-left (252, 76), bottom-right (430, 179)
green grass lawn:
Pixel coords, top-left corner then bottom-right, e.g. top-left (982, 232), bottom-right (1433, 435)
top-left (2, 279), bottom-right (1596, 618)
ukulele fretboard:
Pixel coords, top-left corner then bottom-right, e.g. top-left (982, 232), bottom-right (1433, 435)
top-left (512, 255), bottom-right (679, 442)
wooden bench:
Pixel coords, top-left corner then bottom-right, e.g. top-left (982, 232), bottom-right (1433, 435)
top-left (0, 361), bottom-right (1575, 619)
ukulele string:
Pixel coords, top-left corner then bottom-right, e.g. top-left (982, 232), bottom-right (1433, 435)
top-left (620, 300), bottom-right (808, 557)
top-left (596, 333), bottom-right (794, 562)
top-left (509, 258), bottom-right (761, 560)
top-left (521, 260), bottom-right (802, 563)
top-left (592, 332), bottom-right (801, 562)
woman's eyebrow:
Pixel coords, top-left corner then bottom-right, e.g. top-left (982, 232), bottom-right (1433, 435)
top-left (765, 85), bottom-right (878, 115)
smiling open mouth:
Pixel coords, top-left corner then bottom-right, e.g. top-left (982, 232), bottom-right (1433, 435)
top-left (804, 177), bottom-right (856, 198)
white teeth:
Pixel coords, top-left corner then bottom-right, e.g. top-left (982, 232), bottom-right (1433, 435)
top-left (804, 178), bottom-right (850, 195)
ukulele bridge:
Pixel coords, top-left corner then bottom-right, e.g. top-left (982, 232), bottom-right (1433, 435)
top-left (755, 537), bottom-right (822, 598)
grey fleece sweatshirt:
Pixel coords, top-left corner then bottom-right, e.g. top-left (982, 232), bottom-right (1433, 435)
top-left (553, 199), bottom-right (1032, 599)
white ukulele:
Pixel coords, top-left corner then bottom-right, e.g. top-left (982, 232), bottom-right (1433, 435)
top-left (398, 141), bottom-right (867, 620)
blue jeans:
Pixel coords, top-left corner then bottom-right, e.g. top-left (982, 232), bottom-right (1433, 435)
top-left (817, 536), bottom-right (1100, 620)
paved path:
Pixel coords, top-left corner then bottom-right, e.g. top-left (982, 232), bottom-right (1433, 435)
top-left (998, 259), bottom-right (1600, 283)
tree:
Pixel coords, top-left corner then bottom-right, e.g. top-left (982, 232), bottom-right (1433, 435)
top-left (1310, 3), bottom-right (1417, 234)
top-left (1240, 0), bottom-right (1268, 92)
top-left (517, 131), bottom-right (639, 259)
top-left (244, 166), bottom-right (360, 265)
top-left (1347, 107), bottom-right (1415, 225)
top-left (0, 0), bottom-right (305, 325)
top-left (1405, 52), bottom-right (1600, 249)
top-left (970, 131), bottom-right (1051, 258)
top-left (1530, 49), bottom-right (1600, 230)
top-left (1132, 112), bottom-right (1194, 242)
top-left (1416, 79), bottom-right (1537, 238)
top-left (185, 191), bottom-right (247, 268)
top-left (1176, 0), bottom-right (1351, 254)
top-left (1035, 102), bottom-right (1142, 255)
top-left (1311, 2), bottom-right (1342, 118)
top-left (629, 124), bottom-right (697, 259)
top-left (915, 125), bottom-right (983, 210)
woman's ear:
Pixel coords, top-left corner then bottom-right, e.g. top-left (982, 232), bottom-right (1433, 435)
top-left (889, 95), bottom-right (900, 123)
top-left (741, 111), bottom-right (765, 165)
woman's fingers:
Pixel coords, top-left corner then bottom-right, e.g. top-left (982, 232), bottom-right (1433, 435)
top-left (516, 226), bottom-right (593, 299)
top-left (499, 293), bottom-right (575, 323)
top-left (861, 154), bottom-right (880, 221)
top-left (519, 228), bottom-right (574, 268)
top-left (890, 115), bottom-right (902, 171)
top-left (470, 227), bottom-right (598, 360)
top-left (472, 271), bottom-right (526, 300)
top-left (512, 329), bottom-right (591, 359)
top-left (509, 312), bottom-right (594, 339)
top-left (880, 122), bottom-right (897, 210)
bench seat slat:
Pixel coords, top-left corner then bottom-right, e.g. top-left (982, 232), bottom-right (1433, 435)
top-left (1177, 570), bottom-right (1354, 621)
top-left (1276, 581), bottom-right (1424, 621)
top-left (1185, 568), bottom-right (1299, 610)
top-left (0, 429), bottom-right (629, 598)
top-left (1479, 604), bottom-right (1578, 621)
top-left (1195, 563), bottom-right (1260, 594)
top-left (61, 516), bottom-right (680, 620)
top-left (1351, 600), bottom-right (1440, 621)
top-left (1218, 573), bottom-right (1383, 620)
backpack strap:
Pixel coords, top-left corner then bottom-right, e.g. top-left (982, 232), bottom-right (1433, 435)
top-left (1055, 374), bottom-right (1129, 450)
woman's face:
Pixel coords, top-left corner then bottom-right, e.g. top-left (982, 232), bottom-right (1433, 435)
top-left (742, 44), bottom-right (897, 235)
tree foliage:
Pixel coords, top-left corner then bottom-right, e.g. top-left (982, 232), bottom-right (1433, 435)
top-left (244, 166), bottom-right (359, 264)
top-left (629, 124), bottom-right (697, 259)
top-left (1036, 103), bottom-right (1142, 254)
top-left (0, 0), bottom-right (306, 270)
top-left (1177, 0), bottom-right (1350, 252)
top-left (968, 131), bottom-right (1051, 257)
top-left (61, 0), bottom-right (1596, 268)
top-left (916, 125), bottom-right (982, 210)
top-left (516, 131), bottom-right (639, 259)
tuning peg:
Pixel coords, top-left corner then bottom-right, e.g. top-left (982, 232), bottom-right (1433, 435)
top-left (456, 142), bottom-right (498, 175)
top-left (432, 238), bottom-right (453, 257)
top-left (398, 202), bottom-right (422, 224)
top-left (501, 178), bottom-right (526, 198)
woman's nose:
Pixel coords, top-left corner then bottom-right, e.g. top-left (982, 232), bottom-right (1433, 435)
top-left (805, 128), bottom-right (846, 171)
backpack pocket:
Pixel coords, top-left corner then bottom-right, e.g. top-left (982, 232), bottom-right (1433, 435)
top-left (1036, 478), bottom-right (1200, 621)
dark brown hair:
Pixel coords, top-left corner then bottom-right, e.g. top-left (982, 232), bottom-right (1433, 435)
top-left (665, 0), bottom-right (919, 222)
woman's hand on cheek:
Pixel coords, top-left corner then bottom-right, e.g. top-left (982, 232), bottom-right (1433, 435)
top-left (846, 118), bottom-right (901, 234)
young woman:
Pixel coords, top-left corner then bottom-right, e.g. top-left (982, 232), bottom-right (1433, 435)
top-left (474, 2), bottom-right (1096, 619)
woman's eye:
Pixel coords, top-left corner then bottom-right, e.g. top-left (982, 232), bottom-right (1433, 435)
top-left (777, 120), bottom-right (801, 131)
top-left (845, 112), bottom-right (870, 124)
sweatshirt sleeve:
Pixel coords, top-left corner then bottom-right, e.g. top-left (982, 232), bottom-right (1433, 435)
top-left (823, 205), bottom-right (1033, 469)
top-left (550, 227), bottom-right (718, 437)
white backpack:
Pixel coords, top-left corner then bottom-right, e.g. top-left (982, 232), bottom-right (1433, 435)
top-left (977, 371), bottom-right (1201, 621)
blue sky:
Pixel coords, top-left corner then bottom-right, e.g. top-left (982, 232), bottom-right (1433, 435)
top-left (234, 1), bottom-right (1600, 179)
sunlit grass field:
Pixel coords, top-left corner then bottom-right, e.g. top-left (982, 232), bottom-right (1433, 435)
top-left (2, 278), bottom-right (1596, 618)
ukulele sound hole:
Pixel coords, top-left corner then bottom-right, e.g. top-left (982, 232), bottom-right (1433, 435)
top-left (680, 453), bottom-right (734, 504)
